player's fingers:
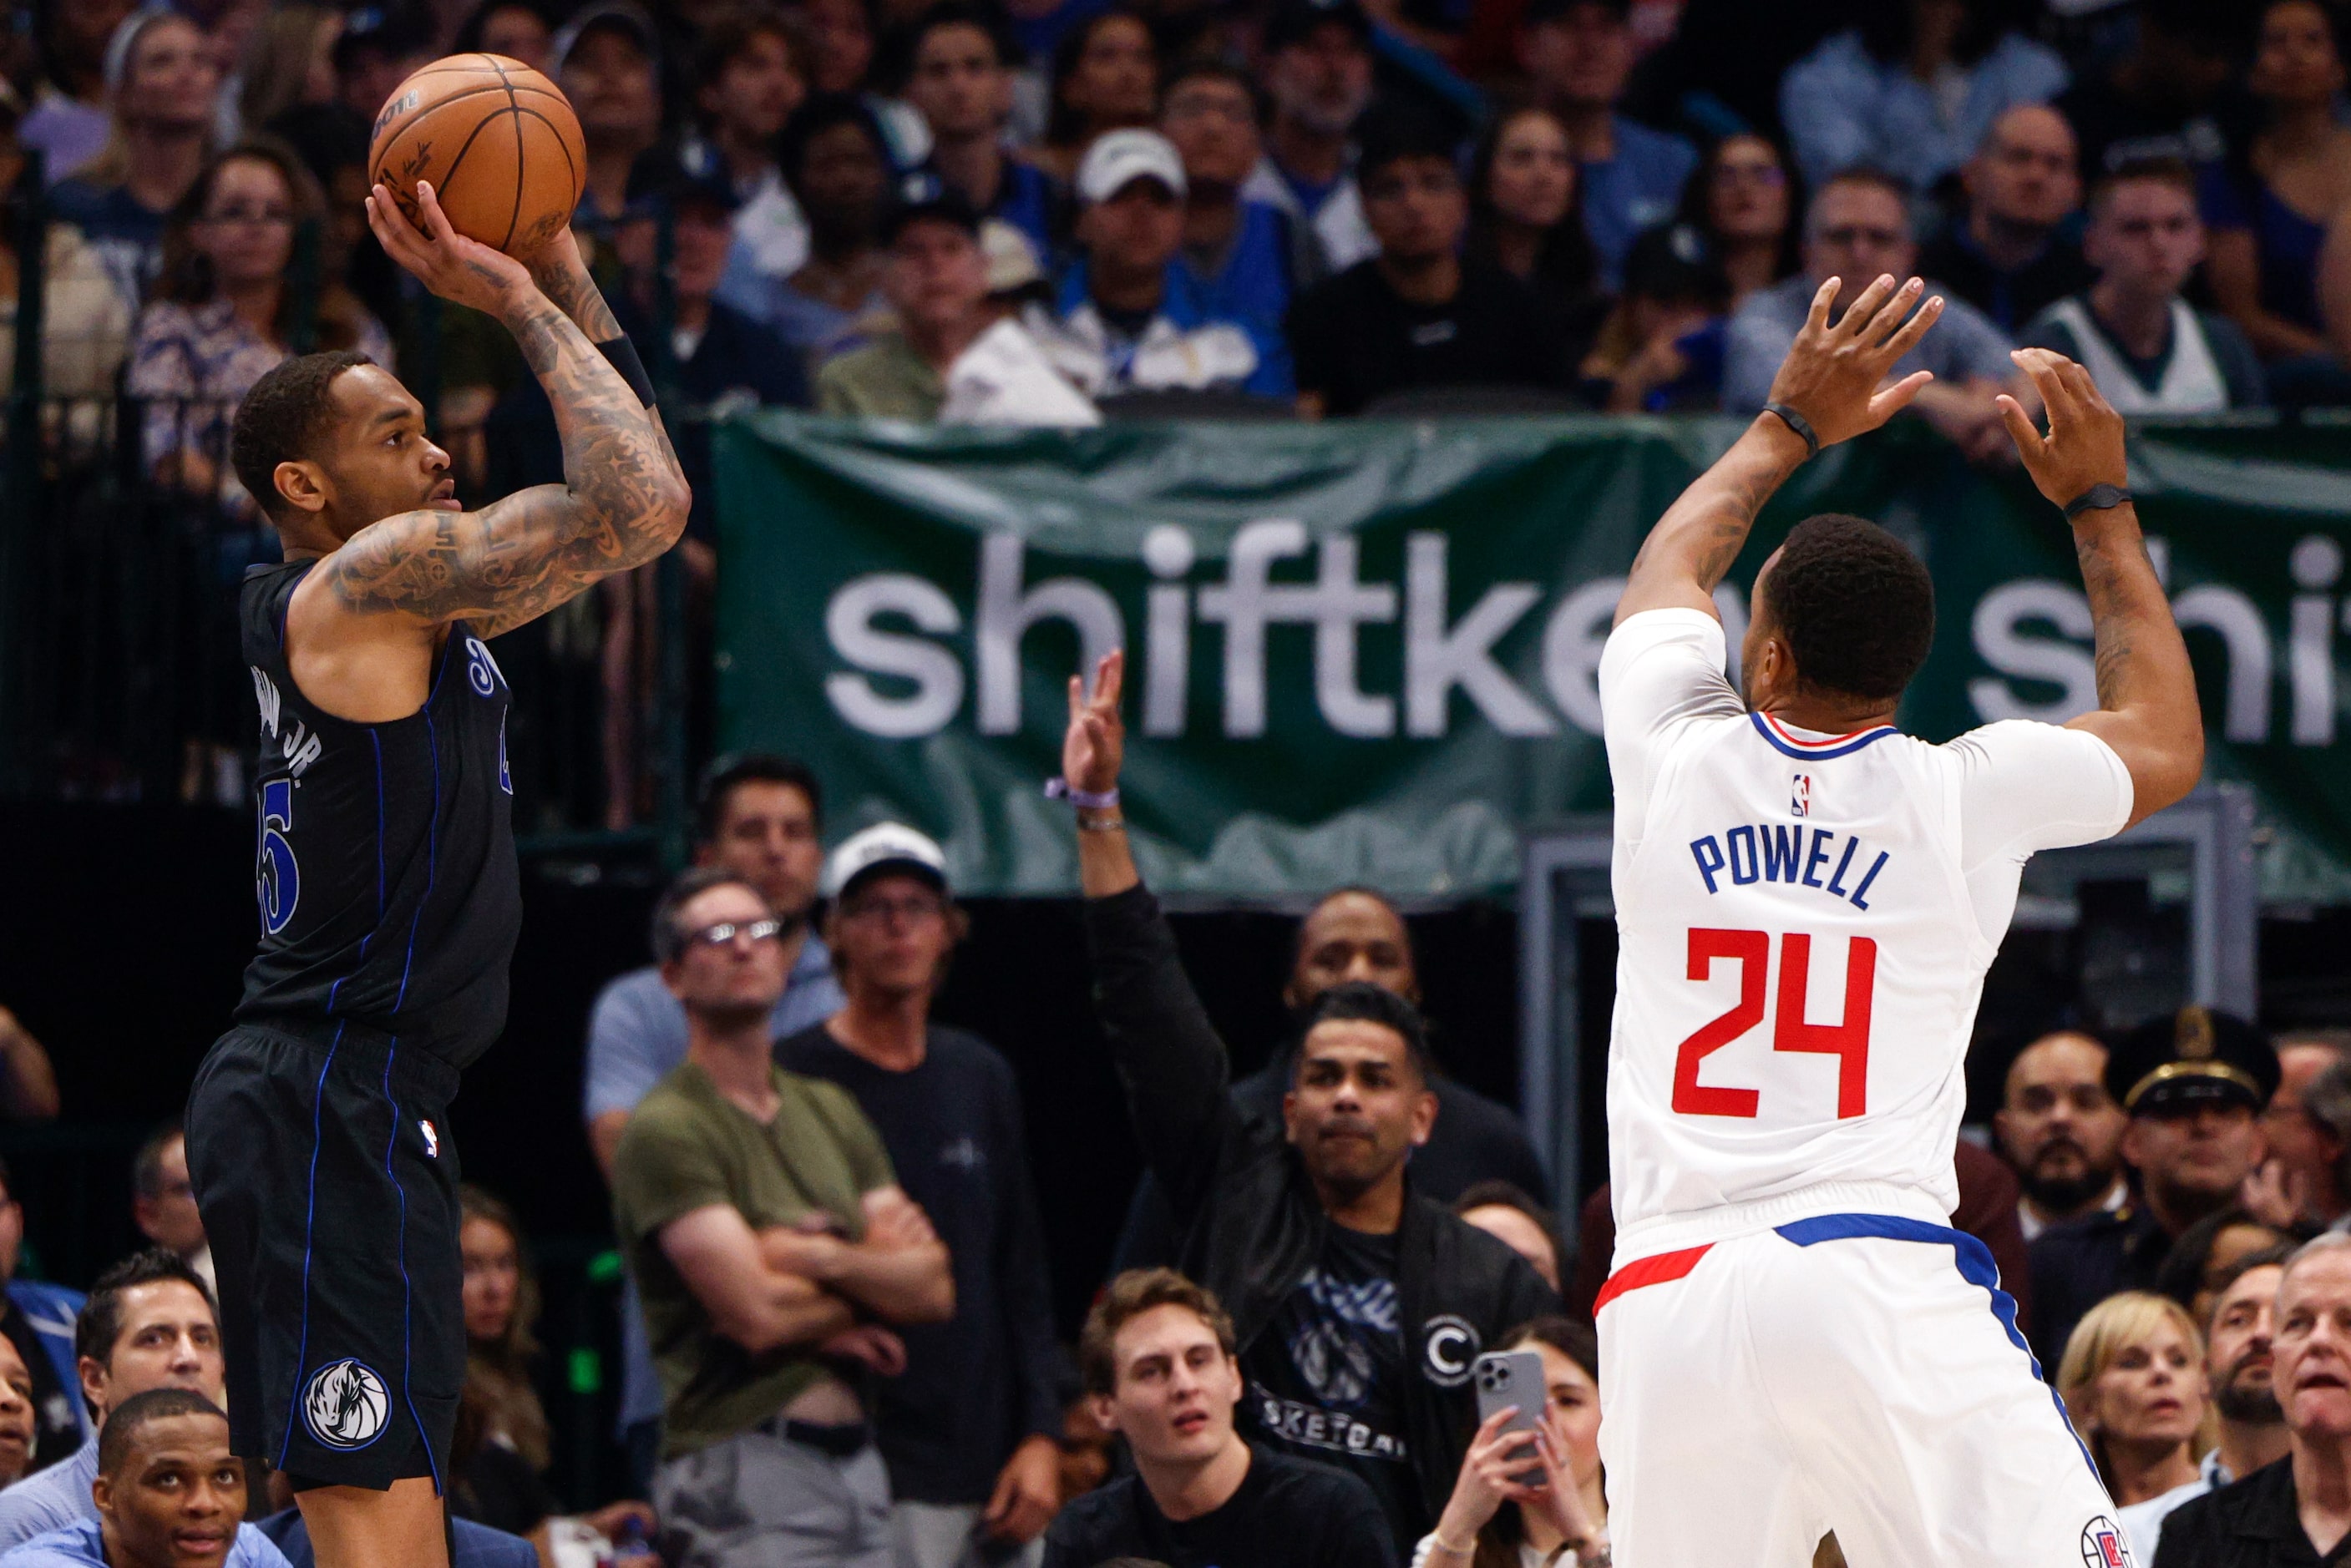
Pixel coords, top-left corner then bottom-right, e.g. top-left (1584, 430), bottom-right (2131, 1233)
top-left (2057, 357), bottom-right (2115, 422)
top-left (1994, 392), bottom-right (2042, 457)
top-left (2012, 351), bottom-right (2074, 430)
top-left (1801, 276), bottom-right (1837, 337)
top-left (1858, 276), bottom-right (1924, 350)
top-left (1834, 273), bottom-right (1897, 340)
top-left (1864, 368), bottom-right (1934, 423)
top-left (1875, 291), bottom-right (1943, 362)
top-left (413, 180), bottom-right (462, 249)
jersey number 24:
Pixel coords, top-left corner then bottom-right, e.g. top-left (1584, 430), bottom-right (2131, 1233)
top-left (1671, 928), bottom-right (1877, 1120)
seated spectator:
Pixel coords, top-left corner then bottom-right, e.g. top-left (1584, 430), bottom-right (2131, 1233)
top-left (1451, 1185), bottom-right (1563, 1293)
top-left (327, 10), bottom-right (434, 142)
top-left (2152, 1235), bottom-right (2351, 1567)
top-left (1779, 0), bottom-right (2068, 197)
top-left (1578, 220), bottom-right (1730, 412)
top-left (2059, 1292), bottom-right (2215, 1508)
top-left (0, 1250), bottom-right (216, 1552)
top-left (1467, 106), bottom-right (1607, 370)
top-left (1993, 1029), bottom-right (2129, 1243)
top-left (1289, 114), bottom-right (1569, 417)
top-left (0, 1390), bottom-right (289, 1568)
top-left (2031, 1007), bottom-right (2280, 1373)
top-left (723, 93), bottom-right (893, 362)
top-left (1918, 104), bottom-right (2094, 336)
top-left (1063, 657), bottom-right (1559, 1552)
top-left (2118, 1247), bottom-right (2292, 1559)
top-left (785, 0), bottom-right (877, 96)
top-left (0, 1156), bottom-right (85, 1480)
top-left (1041, 1268), bottom-right (1398, 1568)
top-left (128, 1127), bottom-right (210, 1298)
top-left (900, 3), bottom-right (1058, 268)
top-left (0, 1012), bottom-right (58, 1125)
top-left (1721, 167), bottom-right (2019, 461)
top-left (582, 756), bottom-right (844, 1485)
top-left (608, 868), bottom-right (954, 1568)
top-left (1033, 130), bottom-right (1284, 400)
top-left (2204, 0), bottom-right (2351, 405)
top-left (1419, 1318), bottom-right (1604, 1568)
top-left (781, 827), bottom-right (1066, 1568)
top-left (1025, 11), bottom-right (1157, 188)
top-left (1673, 132), bottom-right (1796, 309)
top-left (455, 1187), bottom-right (654, 1555)
top-left (0, 1340), bottom-right (37, 1488)
top-left (0, 88), bottom-right (131, 417)
top-left (554, 2), bottom-right (666, 238)
top-left (2270, 1036), bottom-right (2351, 1229)
top-left (678, 5), bottom-right (812, 295)
top-left (820, 180), bottom-right (1095, 422)
top-left (16, 0), bottom-right (132, 185)
top-left (451, 0), bottom-right (557, 71)
top-left (2156, 1207), bottom-right (2296, 1326)
top-left (1161, 61), bottom-right (1302, 395)
top-left (49, 10), bottom-right (220, 311)
top-left (1242, 0), bottom-right (1377, 276)
top-left (1516, 0), bottom-right (1695, 288)
top-left (2052, 0), bottom-right (2238, 181)
top-left (2026, 159), bottom-right (2268, 412)
top-left (129, 138), bottom-right (391, 515)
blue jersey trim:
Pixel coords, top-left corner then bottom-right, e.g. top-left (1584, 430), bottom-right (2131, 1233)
top-left (1774, 1211), bottom-right (2097, 1476)
top-left (276, 1027), bottom-right (344, 1471)
top-left (1748, 711), bottom-right (1900, 760)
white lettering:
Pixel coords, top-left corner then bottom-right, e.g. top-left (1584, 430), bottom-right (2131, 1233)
top-left (975, 534), bottom-right (1125, 736)
top-left (1142, 525), bottom-right (1194, 737)
top-left (1405, 534), bottom-right (1553, 737)
top-left (824, 574), bottom-right (965, 737)
top-left (1197, 519), bottom-right (1310, 738)
top-left (2174, 584), bottom-right (2272, 742)
top-left (1540, 578), bottom-right (1625, 734)
top-left (1311, 534), bottom-right (1397, 737)
top-left (251, 667), bottom-right (281, 737)
top-left (1967, 579), bottom-right (2098, 722)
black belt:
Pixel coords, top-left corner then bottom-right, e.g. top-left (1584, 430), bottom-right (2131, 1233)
top-left (756, 1416), bottom-right (871, 1458)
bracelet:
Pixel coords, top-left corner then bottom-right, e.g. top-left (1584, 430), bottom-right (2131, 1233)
top-left (1430, 1529), bottom-right (1477, 1558)
top-left (1045, 778), bottom-right (1120, 811)
top-left (1076, 813), bottom-right (1126, 833)
top-left (595, 335), bottom-right (658, 408)
top-left (2063, 483), bottom-right (2131, 518)
top-left (1761, 401), bottom-right (1820, 458)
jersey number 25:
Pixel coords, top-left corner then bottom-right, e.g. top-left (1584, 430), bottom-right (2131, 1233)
top-left (1670, 928), bottom-right (1877, 1120)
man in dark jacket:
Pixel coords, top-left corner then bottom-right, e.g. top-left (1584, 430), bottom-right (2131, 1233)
top-left (1060, 652), bottom-right (1561, 1555)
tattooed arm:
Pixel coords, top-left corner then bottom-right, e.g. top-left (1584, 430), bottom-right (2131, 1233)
top-left (1614, 273), bottom-right (1943, 628)
top-left (1997, 349), bottom-right (2202, 827)
top-left (316, 184), bottom-right (690, 641)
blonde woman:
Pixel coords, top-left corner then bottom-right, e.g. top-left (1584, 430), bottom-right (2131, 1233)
top-left (2057, 1291), bottom-right (2217, 1507)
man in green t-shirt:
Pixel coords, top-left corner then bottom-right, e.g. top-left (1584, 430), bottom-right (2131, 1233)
top-left (611, 867), bottom-right (955, 1568)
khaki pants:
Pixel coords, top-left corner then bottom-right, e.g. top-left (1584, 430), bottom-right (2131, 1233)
top-left (889, 1502), bottom-right (1046, 1568)
top-left (654, 1427), bottom-right (894, 1568)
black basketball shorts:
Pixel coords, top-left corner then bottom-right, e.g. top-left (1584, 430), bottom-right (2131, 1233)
top-left (186, 1024), bottom-right (463, 1492)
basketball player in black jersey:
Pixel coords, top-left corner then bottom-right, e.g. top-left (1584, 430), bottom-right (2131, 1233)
top-left (183, 179), bottom-right (688, 1568)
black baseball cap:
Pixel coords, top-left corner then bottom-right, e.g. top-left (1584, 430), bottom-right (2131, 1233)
top-left (880, 174), bottom-right (982, 244)
top-left (1521, 0), bottom-right (1629, 27)
top-left (2106, 1005), bottom-right (2280, 1115)
top-left (1264, 0), bottom-right (1373, 53)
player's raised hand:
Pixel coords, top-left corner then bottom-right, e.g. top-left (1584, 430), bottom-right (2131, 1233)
top-left (1763, 273), bottom-right (1946, 447)
top-left (1061, 650), bottom-right (1126, 797)
top-left (367, 180), bottom-right (535, 316)
top-left (1997, 348), bottom-right (2129, 513)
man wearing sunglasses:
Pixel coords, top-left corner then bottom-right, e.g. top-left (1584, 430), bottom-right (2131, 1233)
top-left (610, 868), bottom-right (956, 1568)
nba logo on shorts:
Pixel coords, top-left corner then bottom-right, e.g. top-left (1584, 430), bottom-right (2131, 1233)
top-left (2080, 1516), bottom-right (2135, 1568)
top-left (301, 1359), bottom-right (389, 1450)
top-left (1791, 775), bottom-right (1812, 817)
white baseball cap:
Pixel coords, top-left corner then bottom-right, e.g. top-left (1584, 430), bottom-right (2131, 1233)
top-left (1077, 129), bottom-right (1188, 205)
top-left (823, 822), bottom-right (950, 899)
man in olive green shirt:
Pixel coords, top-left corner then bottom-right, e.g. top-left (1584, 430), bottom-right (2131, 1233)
top-left (611, 868), bottom-right (955, 1568)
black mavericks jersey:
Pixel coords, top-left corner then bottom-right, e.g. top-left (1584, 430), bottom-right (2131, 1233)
top-left (234, 559), bottom-right (521, 1070)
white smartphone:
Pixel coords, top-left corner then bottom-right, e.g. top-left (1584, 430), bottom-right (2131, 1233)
top-left (1472, 1348), bottom-right (1548, 1464)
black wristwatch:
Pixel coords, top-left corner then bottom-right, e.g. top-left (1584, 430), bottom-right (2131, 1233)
top-left (2063, 483), bottom-right (2132, 518)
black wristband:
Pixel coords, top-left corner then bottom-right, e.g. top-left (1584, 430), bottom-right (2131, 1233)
top-left (1761, 402), bottom-right (1820, 459)
top-left (596, 335), bottom-right (657, 408)
top-left (2063, 483), bottom-right (2132, 518)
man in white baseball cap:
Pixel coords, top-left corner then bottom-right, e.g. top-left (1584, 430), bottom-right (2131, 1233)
top-left (1026, 128), bottom-right (1285, 400)
top-left (785, 831), bottom-right (1068, 1568)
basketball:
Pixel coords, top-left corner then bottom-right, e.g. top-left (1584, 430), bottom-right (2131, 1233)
top-left (368, 54), bottom-right (585, 257)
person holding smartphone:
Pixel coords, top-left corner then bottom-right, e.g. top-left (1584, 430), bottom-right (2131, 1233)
top-left (1420, 1320), bottom-right (1609, 1568)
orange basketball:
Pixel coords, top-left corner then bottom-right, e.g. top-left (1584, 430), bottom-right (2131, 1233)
top-left (368, 54), bottom-right (585, 257)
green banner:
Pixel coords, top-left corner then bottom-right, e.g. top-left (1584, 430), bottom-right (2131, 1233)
top-left (714, 413), bottom-right (2351, 902)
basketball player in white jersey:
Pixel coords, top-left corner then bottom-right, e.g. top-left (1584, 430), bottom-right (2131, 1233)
top-left (1594, 272), bottom-right (2202, 1568)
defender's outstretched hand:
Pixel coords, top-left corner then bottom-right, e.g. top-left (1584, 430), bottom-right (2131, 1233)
top-left (1063, 649), bottom-right (1126, 798)
top-left (1763, 274), bottom-right (1946, 447)
top-left (1996, 348), bottom-right (2128, 509)
top-left (366, 180), bottom-right (533, 316)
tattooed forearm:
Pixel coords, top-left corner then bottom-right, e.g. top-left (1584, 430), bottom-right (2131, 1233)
top-left (2075, 515), bottom-right (2156, 712)
top-left (1624, 417), bottom-right (1806, 603)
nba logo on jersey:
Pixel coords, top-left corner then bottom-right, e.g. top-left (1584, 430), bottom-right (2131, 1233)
top-left (1791, 774), bottom-right (1812, 817)
top-left (2080, 1516), bottom-right (2135, 1568)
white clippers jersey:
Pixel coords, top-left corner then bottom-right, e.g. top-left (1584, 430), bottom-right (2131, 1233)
top-left (1599, 609), bottom-right (2135, 1237)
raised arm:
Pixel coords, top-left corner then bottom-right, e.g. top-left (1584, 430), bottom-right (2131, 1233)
top-left (308, 183), bottom-right (689, 640)
top-left (1614, 274), bottom-right (1943, 627)
top-left (756, 1186), bottom-right (955, 1325)
top-left (1995, 349), bottom-right (2204, 827)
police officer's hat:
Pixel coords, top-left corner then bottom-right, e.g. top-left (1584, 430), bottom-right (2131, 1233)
top-left (2105, 1005), bottom-right (2279, 1115)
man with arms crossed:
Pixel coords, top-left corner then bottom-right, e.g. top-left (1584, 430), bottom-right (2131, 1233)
top-left (185, 179), bottom-right (690, 1568)
top-left (1594, 272), bottom-right (2203, 1565)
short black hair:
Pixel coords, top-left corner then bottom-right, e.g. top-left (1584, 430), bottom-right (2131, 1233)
top-left (894, 0), bottom-right (1020, 84)
top-left (1761, 514), bottom-right (1935, 702)
top-left (778, 91), bottom-right (890, 191)
top-left (1807, 165), bottom-right (1913, 237)
top-left (693, 752), bottom-right (823, 845)
top-left (230, 351), bottom-right (374, 523)
top-left (1296, 980), bottom-right (1431, 1080)
top-left (97, 1388), bottom-right (227, 1476)
top-left (648, 867), bottom-right (768, 964)
top-left (1355, 109), bottom-right (1460, 189)
top-left (76, 1249), bottom-right (217, 1370)
top-left (131, 1123), bottom-right (183, 1201)
top-left (692, 2), bottom-right (804, 92)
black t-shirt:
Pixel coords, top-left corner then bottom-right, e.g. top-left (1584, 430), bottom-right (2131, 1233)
top-left (2051, 78), bottom-right (2237, 180)
top-left (1239, 1223), bottom-right (1421, 1546)
top-left (1287, 258), bottom-right (1568, 415)
top-left (1914, 230), bottom-right (2095, 337)
top-left (0, 1301), bottom-right (80, 1473)
top-left (1042, 1444), bottom-right (1399, 1568)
